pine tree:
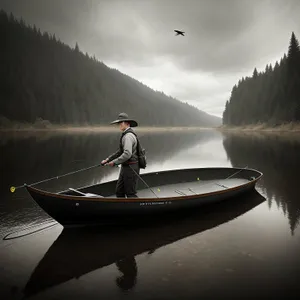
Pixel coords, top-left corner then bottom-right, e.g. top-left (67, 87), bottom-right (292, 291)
top-left (287, 32), bottom-right (300, 76)
top-left (75, 42), bottom-right (80, 53)
top-left (222, 100), bottom-right (230, 125)
top-left (286, 32), bottom-right (300, 121)
top-left (223, 31), bottom-right (300, 126)
top-left (253, 68), bottom-right (258, 79)
top-left (288, 32), bottom-right (300, 58)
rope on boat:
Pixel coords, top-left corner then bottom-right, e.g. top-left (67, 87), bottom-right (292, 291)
top-left (226, 166), bottom-right (248, 179)
top-left (196, 166), bottom-right (249, 189)
top-left (215, 183), bottom-right (228, 189)
top-left (2, 220), bottom-right (58, 241)
top-left (175, 189), bottom-right (187, 196)
top-left (129, 166), bottom-right (249, 197)
top-left (128, 165), bottom-right (249, 197)
top-left (188, 188), bottom-right (197, 195)
top-left (172, 166), bottom-right (249, 195)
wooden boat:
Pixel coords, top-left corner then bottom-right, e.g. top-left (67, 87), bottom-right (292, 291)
top-left (23, 189), bottom-right (266, 297)
top-left (25, 167), bottom-right (263, 227)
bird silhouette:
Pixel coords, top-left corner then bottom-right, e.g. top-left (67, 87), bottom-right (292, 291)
top-left (174, 30), bottom-right (185, 36)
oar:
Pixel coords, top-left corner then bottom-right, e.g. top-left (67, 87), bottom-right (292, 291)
top-left (10, 163), bottom-right (105, 193)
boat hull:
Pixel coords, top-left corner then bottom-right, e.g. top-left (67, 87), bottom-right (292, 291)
top-left (26, 167), bottom-right (263, 227)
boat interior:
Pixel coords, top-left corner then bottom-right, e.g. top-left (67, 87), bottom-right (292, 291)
top-left (61, 167), bottom-right (262, 199)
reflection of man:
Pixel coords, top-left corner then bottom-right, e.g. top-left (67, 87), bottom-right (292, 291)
top-left (115, 257), bottom-right (137, 291)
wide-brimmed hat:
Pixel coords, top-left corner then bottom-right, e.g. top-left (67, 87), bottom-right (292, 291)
top-left (110, 112), bottom-right (138, 127)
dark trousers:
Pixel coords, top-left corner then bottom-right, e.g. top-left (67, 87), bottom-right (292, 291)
top-left (116, 163), bottom-right (140, 198)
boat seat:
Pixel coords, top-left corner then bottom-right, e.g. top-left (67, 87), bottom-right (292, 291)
top-left (68, 188), bottom-right (103, 198)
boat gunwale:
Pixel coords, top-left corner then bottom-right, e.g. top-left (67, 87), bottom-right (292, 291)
top-left (26, 167), bottom-right (263, 203)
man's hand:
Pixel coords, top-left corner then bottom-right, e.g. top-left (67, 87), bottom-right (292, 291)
top-left (106, 161), bottom-right (115, 167)
top-left (101, 159), bottom-right (108, 165)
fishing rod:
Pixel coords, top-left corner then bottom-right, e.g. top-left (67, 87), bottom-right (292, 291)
top-left (9, 163), bottom-right (105, 193)
top-left (129, 165), bottom-right (159, 198)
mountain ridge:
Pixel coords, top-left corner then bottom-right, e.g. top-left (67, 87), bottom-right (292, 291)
top-left (0, 10), bottom-right (221, 128)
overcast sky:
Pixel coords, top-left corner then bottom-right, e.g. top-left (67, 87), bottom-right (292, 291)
top-left (1, 0), bottom-right (299, 117)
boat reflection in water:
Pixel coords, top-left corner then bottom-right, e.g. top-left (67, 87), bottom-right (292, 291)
top-left (23, 190), bottom-right (266, 298)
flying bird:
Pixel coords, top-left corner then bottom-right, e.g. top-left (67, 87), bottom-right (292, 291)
top-left (174, 30), bottom-right (185, 36)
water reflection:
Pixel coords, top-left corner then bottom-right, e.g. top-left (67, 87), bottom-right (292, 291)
top-left (115, 257), bottom-right (137, 292)
top-left (23, 190), bottom-right (265, 298)
top-left (222, 132), bottom-right (300, 234)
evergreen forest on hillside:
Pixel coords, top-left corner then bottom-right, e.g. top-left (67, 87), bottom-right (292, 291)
top-left (0, 10), bottom-right (221, 128)
top-left (223, 32), bottom-right (300, 126)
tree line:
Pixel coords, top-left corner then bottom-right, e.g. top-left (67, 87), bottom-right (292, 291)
top-left (223, 32), bottom-right (300, 126)
top-left (0, 10), bottom-right (221, 128)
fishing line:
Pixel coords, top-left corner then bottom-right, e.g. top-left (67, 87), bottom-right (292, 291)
top-left (10, 163), bottom-right (103, 193)
top-left (2, 220), bottom-right (58, 241)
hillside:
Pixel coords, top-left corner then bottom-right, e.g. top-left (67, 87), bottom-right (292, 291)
top-left (222, 32), bottom-right (300, 126)
top-left (0, 10), bottom-right (221, 128)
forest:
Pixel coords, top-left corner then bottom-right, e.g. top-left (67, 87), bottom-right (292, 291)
top-left (223, 32), bottom-right (300, 126)
top-left (0, 10), bottom-right (221, 128)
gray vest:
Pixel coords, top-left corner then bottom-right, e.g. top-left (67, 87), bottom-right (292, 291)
top-left (119, 128), bottom-right (138, 164)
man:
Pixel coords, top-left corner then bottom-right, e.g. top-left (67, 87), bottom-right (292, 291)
top-left (101, 112), bottom-right (140, 198)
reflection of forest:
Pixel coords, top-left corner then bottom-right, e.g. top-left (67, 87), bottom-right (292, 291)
top-left (1, 130), bottom-right (216, 215)
top-left (222, 132), bottom-right (300, 234)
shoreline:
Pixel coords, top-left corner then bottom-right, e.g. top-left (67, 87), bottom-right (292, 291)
top-left (2, 123), bottom-right (300, 133)
top-left (217, 123), bottom-right (300, 133)
top-left (0, 126), bottom-right (216, 133)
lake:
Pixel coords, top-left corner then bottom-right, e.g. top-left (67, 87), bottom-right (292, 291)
top-left (1, 129), bottom-right (300, 299)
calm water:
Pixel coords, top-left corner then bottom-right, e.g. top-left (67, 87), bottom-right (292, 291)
top-left (1, 129), bottom-right (300, 299)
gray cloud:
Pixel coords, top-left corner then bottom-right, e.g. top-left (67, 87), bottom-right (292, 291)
top-left (1, 0), bottom-right (300, 117)
top-left (2, 0), bottom-right (299, 73)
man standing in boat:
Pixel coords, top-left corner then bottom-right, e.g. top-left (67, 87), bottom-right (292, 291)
top-left (101, 113), bottom-right (140, 198)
